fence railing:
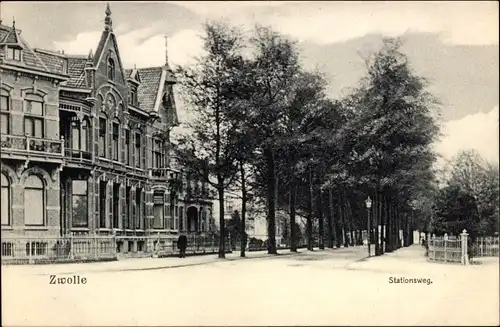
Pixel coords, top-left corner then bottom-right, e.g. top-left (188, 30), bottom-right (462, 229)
top-left (427, 231), bottom-right (499, 265)
top-left (0, 134), bottom-right (64, 156)
top-left (428, 234), bottom-right (463, 263)
top-left (1, 235), bottom-right (117, 265)
top-left (155, 234), bottom-right (231, 257)
top-left (471, 236), bottom-right (500, 258)
top-left (2, 233), bottom-right (235, 264)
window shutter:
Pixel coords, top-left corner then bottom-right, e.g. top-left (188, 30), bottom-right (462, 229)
top-left (163, 192), bottom-right (170, 229)
top-left (131, 133), bottom-right (136, 168)
top-left (131, 188), bottom-right (137, 229)
top-left (119, 184), bottom-right (125, 229)
top-left (94, 178), bottom-right (100, 229)
top-left (142, 135), bottom-right (147, 169)
top-left (141, 189), bottom-right (145, 230)
top-left (94, 119), bottom-right (99, 155)
top-left (107, 181), bottom-right (113, 228)
top-left (121, 127), bottom-right (126, 165)
top-left (148, 137), bottom-right (153, 170)
top-left (108, 121), bottom-right (112, 159)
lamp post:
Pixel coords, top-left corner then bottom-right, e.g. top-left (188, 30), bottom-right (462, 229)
top-left (365, 196), bottom-right (372, 257)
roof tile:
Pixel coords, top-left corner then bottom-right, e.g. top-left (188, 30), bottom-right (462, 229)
top-left (137, 67), bottom-right (163, 112)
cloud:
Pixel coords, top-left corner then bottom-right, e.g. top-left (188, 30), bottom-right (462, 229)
top-left (260, 2), bottom-right (499, 46)
top-left (53, 27), bottom-right (204, 68)
top-left (434, 106), bottom-right (499, 165)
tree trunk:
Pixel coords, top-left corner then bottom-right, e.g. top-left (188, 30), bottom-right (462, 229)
top-left (379, 193), bottom-right (385, 254)
top-left (373, 191), bottom-right (380, 256)
top-left (395, 205), bottom-right (401, 249)
top-left (346, 193), bottom-right (355, 246)
top-left (318, 187), bottom-right (325, 250)
top-left (218, 185), bottom-right (226, 258)
top-left (307, 168), bottom-right (314, 251)
top-left (265, 145), bottom-right (277, 254)
top-left (386, 201), bottom-right (393, 253)
top-left (339, 193), bottom-right (348, 247)
top-left (240, 162), bottom-right (247, 257)
top-left (289, 179), bottom-right (297, 252)
top-left (326, 188), bottom-right (334, 248)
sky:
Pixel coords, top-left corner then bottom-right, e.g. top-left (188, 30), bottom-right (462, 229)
top-left (1, 1), bottom-right (498, 164)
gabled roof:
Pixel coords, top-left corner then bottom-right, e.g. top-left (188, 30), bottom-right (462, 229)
top-left (0, 23), bottom-right (22, 47)
top-left (0, 23), bottom-right (56, 74)
top-left (34, 48), bottom-right (90, 89)
top-left (125, 67), bottom-right (141, 84)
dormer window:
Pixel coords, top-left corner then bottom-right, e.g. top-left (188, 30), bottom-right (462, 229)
top-left (128, 87), bottom-right (137, 106)
top-left (6, 47), bottom-right (22, 61)
top-left (107, 57), bottom-right (115, 80)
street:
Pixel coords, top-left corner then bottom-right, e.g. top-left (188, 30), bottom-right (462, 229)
top-left (2, 246), bottom-right (499, 326)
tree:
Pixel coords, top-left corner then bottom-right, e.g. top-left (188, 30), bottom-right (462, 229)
top-left (174, 21), bottom-right (249, 258)
top-left (446, 150), bottom-right (499, 236)
top-left (245, 25), bottom-right (301, 254)
top-left (432, 184), bottom-right (480, 238)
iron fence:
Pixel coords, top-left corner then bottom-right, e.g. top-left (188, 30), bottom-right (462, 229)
top-left (428, 235), bottom-right (463, 263)
top-left (1, 235), bottom-right (117, 265)
top-left (154, 234), bottom-right (231, 257)
top-left (471, 236), bottom-right (499, 258)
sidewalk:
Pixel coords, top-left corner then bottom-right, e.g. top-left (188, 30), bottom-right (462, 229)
top-left (345, 244), bottom-right (500, 276)
top-left (1, 248), bottom-right (307, 276)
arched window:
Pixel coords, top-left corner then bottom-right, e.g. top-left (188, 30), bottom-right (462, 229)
top-left (24, 175), bottom-right (44, 226)
top-left (107, 57), bottom-right (115, 81)
top-left (1, 173), bottom-right (10, 226)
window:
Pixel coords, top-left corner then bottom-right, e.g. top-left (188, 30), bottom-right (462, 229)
top-left (135, 132), bottom-right (141, 167)
top-left (125, 186), bottom-right (131, 229)
top-left (6, 48), bottom-right (22, 61)
top-left (81, 119), bottom-right (89, 152)
top-left (153, 139), bottom-right (163, 169)
top-left (99, 117), bottom-right (106, 157)
top-left (201, 210), bottom-right (207, 232)
top-left (179, 206), bottom-right (184, 231)
top-left (153, 192), bottom-right (164, 229)
top-left (112, 183), bottom-right (119, 229)
top-left (72, 180), bottom-right (88, 227)
top-left (71, 120), bottom-right (80, 150)
top-left (24, 99), bottom-right (44, 138)
top-left (128, 88), bottom-right (137, 106)
top-left (0, 94), bottom-right (9, 134)
top-left (174, 205), bottom-right (179, 230)
top-left (99, 181), bottom-right (107, 228)
top-left (135, 188), bottom-right (142, 229)
top-left (24, 175), bottom-right (44, 226)
top-left (112, 122), bottom-right (119, 161)
top-left (124, 129), bottom-right (130, 165)
top-left (107, 57), bottom-right (115, 80)
top-left (1, 173), bottom-right (10, 226)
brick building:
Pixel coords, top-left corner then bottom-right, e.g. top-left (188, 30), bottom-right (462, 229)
top-left (0, 5), bottom-right (213, 258)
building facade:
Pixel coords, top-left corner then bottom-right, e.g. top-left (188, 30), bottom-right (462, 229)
top-left (0, 6), bottom-right (213, 258)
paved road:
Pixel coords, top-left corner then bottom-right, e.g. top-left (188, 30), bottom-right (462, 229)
top-left (2, 245), bottom-right (498, 326)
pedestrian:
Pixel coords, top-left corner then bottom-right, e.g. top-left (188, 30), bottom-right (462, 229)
top-left (177, 234), bottom-right (187, 258)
